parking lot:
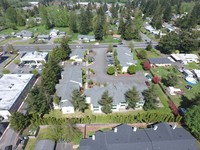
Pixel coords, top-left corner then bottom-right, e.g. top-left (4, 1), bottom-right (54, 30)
top-left (87, 48), bottom-right (148, 93)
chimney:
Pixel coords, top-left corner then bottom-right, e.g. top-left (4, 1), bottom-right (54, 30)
top-left (153, 125), bottom-right (158, 130)
top-left (172, 124), bottom-right (177, 130)
top-left (92, 135), bottom-right (95, 140)
top-left (133, 127), bottom-right (137, 132)
top-left (114, 127), bottom-right (117, 133)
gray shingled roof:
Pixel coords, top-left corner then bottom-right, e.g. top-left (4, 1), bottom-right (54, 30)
top-left (116, 46), bottom-right (137, 67)
top-left (148, 58), bottom-right (172, 64)
top-left (84, 83), bottom-right (143, 105)
top-left (56, 66), bottom-right (82, 107)
top-left (15, 30), bottom-right (33, 37)
top-left (70, 48), bottom-right (86, 59)
top-left (56, 142), bottom-right (73, 150)
top-left (78, 35), bottom-right (95, 40)
top-left (80, 123), bottom-right (199, 150)
top-left (34, 140), bottom-right (55, 150)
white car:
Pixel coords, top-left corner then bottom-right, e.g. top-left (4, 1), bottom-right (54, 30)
top-left (94, 42), bottom-right (99, 45)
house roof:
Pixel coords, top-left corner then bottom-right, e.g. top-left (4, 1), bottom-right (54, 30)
top-left (56, 142), bottom-right (73, 150)
top-left (34, 140), bottom-right (55, 150)
top-left (193, 70), bottom-right (200, 78)
top-left (37, 35), bottom-right (50, 39)
top-left (70, 48), bottom-right (86, 59)
top-left (148, 58), bottom-right (172, 64)
top-left (78, 35), bottom-right (95, 40)
top-left (80, 122), bottom-right (199, 150)
top-left (56, 66), bottom-right (82, 107)
top-left (171, 54), bottom-right (199, 61)
top-left (84, 82), bottom-right (144, 105)
top-left (116, 46), bottom-right (137, 67)
top-left (15, 30), bottom-right (33, 37)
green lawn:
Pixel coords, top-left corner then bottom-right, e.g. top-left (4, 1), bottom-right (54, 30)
top-left (133, 50), bottom-right (144, 71)
top-left (185, 62), bottom-right (200, 70)
top-left (137, 48), bottom-right (160, 58)
top-left (25, 139), bottom-right (37, 150)
top-left (151, 66), bottom-right (200, 106)
top-left (101, 35), bottom-right (119, 43)
top-left (0, 38), bottom-right (21, 45)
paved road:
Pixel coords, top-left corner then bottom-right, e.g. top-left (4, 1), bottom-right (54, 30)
top-left (2, 42), bottom-right (158, 52)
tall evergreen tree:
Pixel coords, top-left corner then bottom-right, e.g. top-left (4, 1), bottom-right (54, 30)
top-left (124, 86), bottom-right (140, 109)
top-left (94, 16), bottom-right (104, 40)
top-left (79, 8), bottom-right (90, 34)
top-left (5, 7), bottom-right (17, 24)
top-left (69, 11), bottom-right (78, 33)
top-left (98, 91), bottom-right (113, 114)
top-left (118, 15), bottom-right (125, 35)
top-left (163, 2), bottom-right (172, 22)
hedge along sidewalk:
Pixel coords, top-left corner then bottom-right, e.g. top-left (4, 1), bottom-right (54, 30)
top-left (3, 53), bottom-right (19, 68)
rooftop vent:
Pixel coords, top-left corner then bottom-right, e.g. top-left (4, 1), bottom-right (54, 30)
top-left (153, 125), bottom-right (158, 130)
top-left (92, 135), bottom-right (95, 141)
top-left (114, 127), bottom-right (117, 133)
top-left (172, 124), bottom-right (177, 130)
top-left (133, 127), bottom-right (137, 132)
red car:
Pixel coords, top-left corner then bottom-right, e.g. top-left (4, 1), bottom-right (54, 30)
top-left (145, 81), bottom-right (150, 87)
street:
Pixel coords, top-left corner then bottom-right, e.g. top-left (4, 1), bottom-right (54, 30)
top-left (1, 42), bottom-right (158, 52)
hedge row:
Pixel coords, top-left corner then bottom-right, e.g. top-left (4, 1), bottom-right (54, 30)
top-left (31, 112), bottom-right (182, 126)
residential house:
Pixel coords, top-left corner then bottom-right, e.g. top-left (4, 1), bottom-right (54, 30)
top-left (144, 24), bottom-right (160, 35)
top-left (37, 35), bottom-right (50, 41)
top-left (170, 54), bottom-right (199, 64)
top-left (69, 48), bottom-right (86, 62)
top-left (112, 34), bottom-right (121, 40)
top-left (84, 82), bottom-right (146, 113)
top-left (183, 69), bottom-right (194, 77)
top-left (162, 22), bottom-right (176, 32)
top-left (20, 51), bottom-right (48, 66)
top-left (35, 140), bottom-right (56, 150)
top-left (78, 35), bottom-right (95, 43)
top-left (55, 66), bottom-right (82, 114)
top-left (193, 69), bottom-right (200, 81)
top-left (58, 32), bottom-right (66, 37)
top-left (50, 29), bottom-right (59, 36)
top-left (56, 142), bottom-right (73, 150)
top-left (0, 35), bottom-right (9, 39)
top-left (116, 47), bottom-right (137, 72)
top-left (148, 58), bottom-right (172, 67)
top-left (15, 30), bottom-right (33, 39)
top-left (80, 122), bottom-right (199, 150)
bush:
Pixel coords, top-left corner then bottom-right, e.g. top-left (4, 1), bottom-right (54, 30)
top-left (127, 65), bottom-right (135, 74)
top-left (107, 66), bottom-right (115, 75)
top-left (2, 69), bottom-right (10, 74)
top-left (143, 60), bottom-right (151, 70)
top-left (88, 79), bottom-right (93, 85)
top-left (153, 76), bottom-right (161, 84)
top-left (137, 49), bottom-right (147, 59)
top-left (146, 44), bottom-right (152, 51)
top-left (14, 59), bottom-right (20, 65)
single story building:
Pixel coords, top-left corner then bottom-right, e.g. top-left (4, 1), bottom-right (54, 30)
top-left (37, 35), bottom-right (50, 40)
top-left (112, 34), bottom-right (121, 40)
top-left (69, 48), bottom-right (86, 62)
top-left (80, 122), bottom-right (199, 150)
top-left (50, 29), bottom-right (59, 36)
top-left (0, 74), bottom-right (35, 119)
top-left (20, 51), bottom-right (48, 66)
top-left (170, 54), bottom-right (199, 64)
top-left (193, 69), bottom-right (200, 81)
top-left (116, 47), bottom-right (137, 72)
top-left (148, 58), bottom-right (172, 67)
top-left (56, 66), bottom-right (82, 114)
top-left (78, 35), bottom-right (95, 43)
top-left (84, 82), bottom-right (145, 113)
top-left (15, 30), bottom-right (33, 39)
top-left (182, 69), bottom-right (194, 77)
top-left (58, 32), bottom-right (66, 37)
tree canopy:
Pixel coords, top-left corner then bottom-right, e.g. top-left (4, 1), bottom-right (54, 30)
top-left (98, 91), bottom-right (113, 114)
top-left (124, 86), bottom-right (140, 109)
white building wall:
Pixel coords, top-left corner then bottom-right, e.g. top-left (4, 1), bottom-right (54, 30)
top-left (61, 106), bottom-right (74, 114)
top-left (0, 110), bottom-right (11, 120)
top-left (122, 66), bottom-right (128, 73)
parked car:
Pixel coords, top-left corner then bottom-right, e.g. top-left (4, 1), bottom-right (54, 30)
top-left (185, 85), bottom-right (192, 90)
top-left (145, 74), bottom-right (152, 81)
top-left (18, 70), bottom-right (24, 73)
top-left (145, 81), bottom-right (150, 87)
top-left (113, 45), bottom-right (117, 47)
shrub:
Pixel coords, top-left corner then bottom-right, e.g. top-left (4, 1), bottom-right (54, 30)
top-left (88, 79), bottom-right (93, 85)
top-left (127, 65), bottom-right (135, 74)
top-left (2, 68), bottom-right (10, 74)
top-left (143, 60), bottom-right (151, 70)
top-left (107, 66), bottom-right (115, 75)
top-left (137, 49), bottom-right (147, 59)
top-left (153, 76), bottom-right (160, 84)
top-left (146, 44), bottom-right (152, 51)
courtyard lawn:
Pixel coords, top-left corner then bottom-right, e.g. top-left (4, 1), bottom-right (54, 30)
top-left (133, 50), bottom-right (144, 71)
top-left (137, 48), bottom-right (161, 58)
top-left (185, 62), bottom-right (200, 70)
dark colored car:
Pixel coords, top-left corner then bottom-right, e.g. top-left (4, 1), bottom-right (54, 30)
top-left (145, 81), bottom-right (150, 87)
top-left (185, 85), bottom-right (192, 90)
top-left (113, 45), bottom-right (118, 47)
